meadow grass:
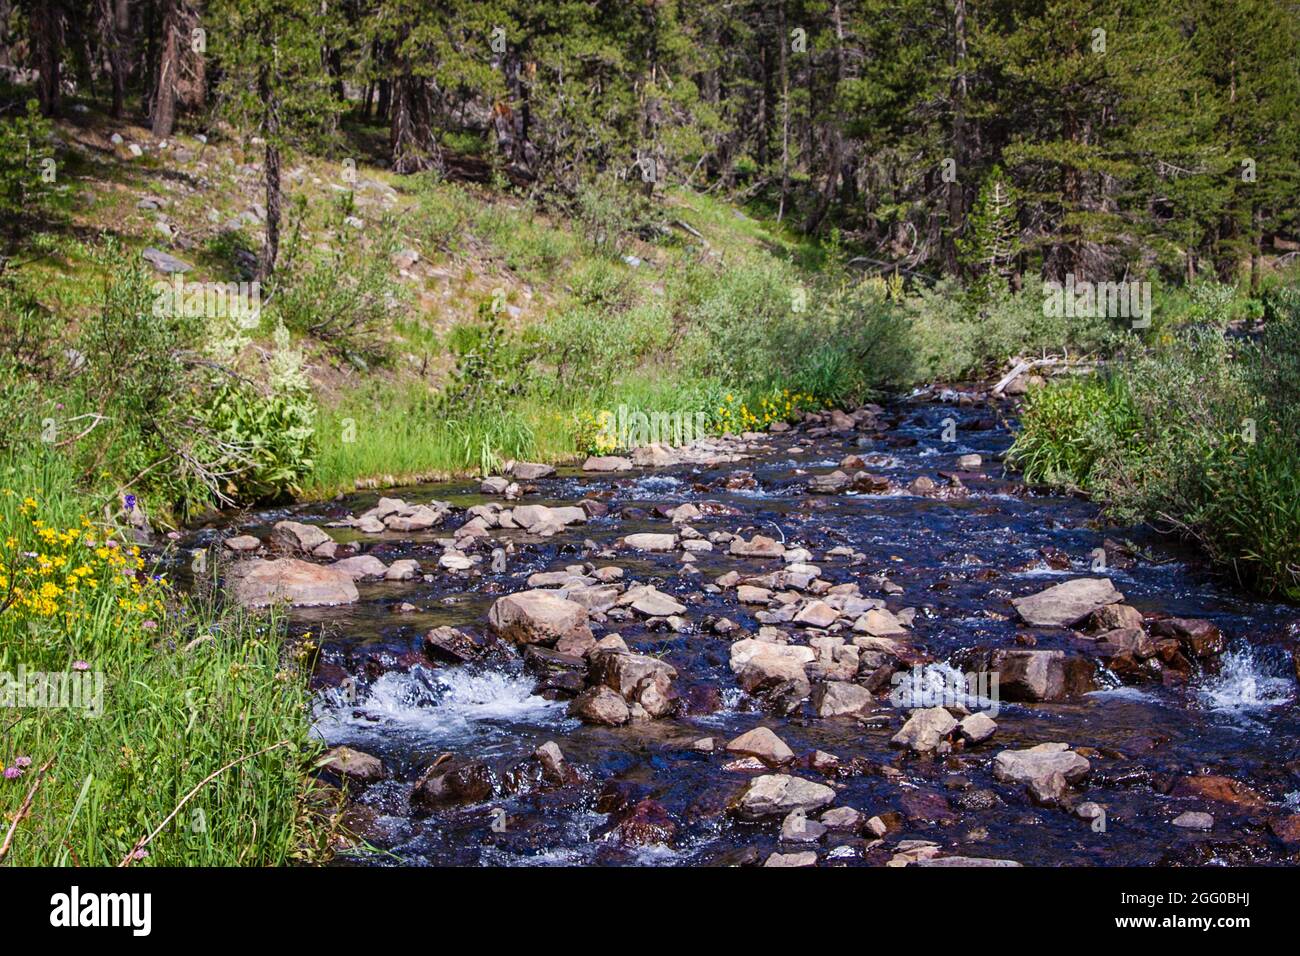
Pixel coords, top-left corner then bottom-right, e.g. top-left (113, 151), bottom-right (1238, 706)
top-left (0, 451), bottom-right (328, 867)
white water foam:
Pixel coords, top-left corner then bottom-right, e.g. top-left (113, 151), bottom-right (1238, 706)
top-left (1194, 646), bottom-right (1293, 717)
top-left (312, 664), bottom-right (570, 747)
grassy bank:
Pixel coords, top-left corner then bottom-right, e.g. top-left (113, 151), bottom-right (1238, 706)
top-left (0, 453), bottom-right (327, 866)
top-left (1009, 287), bottom-right (1300, 601)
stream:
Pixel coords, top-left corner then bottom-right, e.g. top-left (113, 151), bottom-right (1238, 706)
top-left (181, 394), bottom-right (1300, 866)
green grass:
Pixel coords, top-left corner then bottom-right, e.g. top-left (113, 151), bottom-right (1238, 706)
top-left (1008, 309), bottom-right (1300, 600)
top-left (0, 451), bottom-right (327, 867)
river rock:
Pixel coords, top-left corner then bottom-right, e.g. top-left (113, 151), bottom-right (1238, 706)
top-left (1087, 603), bottom-right (1145, 633)
top-left (780, 809), bottom-right (826, 842)
top-left (891, 707), bottom-right (958, 753)
top-left (387, 506), bottom-right (444, 532)
top-left (853, 607), bottom-right (908, 637)
top-left (410, 757), bottom-right (494, 811)
top-left (1012, 577), bottom-right (1124, 627)
top-left (424, 626), bottom-right (483, 663)
top-left (765, 851), bottom-right (818, 867)
top-left (508, 461), bottom-right (555, 480)
top-left (986, 648), bottom-right (1096, 701)
top-left (591, 650), bottom-right (677, 702)
top-left (623, 532), bottom-right (678, 552)
top-left (958, 712), bottom-right (998, 744)
top-left (729, 535), bottom-right (786, 558)
top-left (1172, 811), bottom-right (1215, 830)
top-left (584, 455), bottom-right (633, 472)
top-left (726, 726), bottom-right (794, 765)
top-left (738, 656), bottom-right (811, 700)
top-left (271, 520), bottom-right (335, 556)
top-left (913, 856), bottom-right (1022, 867)
top-left (811, 681), bottom-right (874, 717)
top-left (606, 798), bottom-right (677, 846)
top-left (992, 743), bottom-right (1090, 804)
top-left (333, 554), bottom-right (388, 579)
top-left (1168, 775), bottom-right (1268, 809)
top-left (223, 534), bottom-right (261, 552)
top-left (622, 585), bottom-right (687, 617)
top-left (1149, 617), bottom-right (1225, 660)
top-left (794, 600), bottom-right (839, 628)
top-left (319, 746), bottom-right (384, 783)
top-left (568, 685), bottom-right (630, 725)
top-left (228, 558), bottom-right (359, 607)
top-left (385, 559), bottom-right (421, 581)
top-left (733, 774), bottom-right (836, 819)
top-left (820, 806), bottom-right (863, 831)
top-left (488, 590), bottom-right (594, 646)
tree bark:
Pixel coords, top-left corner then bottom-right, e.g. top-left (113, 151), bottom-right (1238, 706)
top-left (151, 0), bottom-right (181, 137)
top-left (97, 0), bottom-right (127, 118)
top-left (257, 36), bottom-right (281, 280)
top-left (944, 0), bottom-right (969, 275)
top-left (802, 0), bottom-right (844, 234)
top-left (32, 0), bottom-right (64, 117)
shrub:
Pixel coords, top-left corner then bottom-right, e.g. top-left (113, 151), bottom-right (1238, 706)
top-left (272, 196), bottom-right (406, 367)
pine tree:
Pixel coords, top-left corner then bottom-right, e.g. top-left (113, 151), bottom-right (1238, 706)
top-left (957, 164), bottom-right (1020, 299)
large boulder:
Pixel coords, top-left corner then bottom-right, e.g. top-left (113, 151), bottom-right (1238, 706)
top-left (1012, 577), bottom-right (1124, 627)
top-left (993, 743), bottom-right (1090, 805)
top-left (732, 774), bottom-right (835, 819)
top-left (986, 648), bottom-right (1096, 701)
top-left (488, 590), bottom-right (594, 646)
top-left (228, 558), bottom-right (359, 607)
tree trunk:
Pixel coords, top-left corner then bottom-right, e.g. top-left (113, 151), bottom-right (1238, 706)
top-left (802, 0), bottom-right (844, 234)
top-left (777, 0), bottom-right (790, 222)
top-left (257, 45), bottom-right (281, 280)
top-left (944, 0), bottom-right (969, 275)
top-left (97, 0), bottom-right (127, 118)
top-left (390, 72), bottom-right (440, 174)
top-left (151, 0), bottom-right (180, 137)
top-left (32, 0), bottom-right (64, 117)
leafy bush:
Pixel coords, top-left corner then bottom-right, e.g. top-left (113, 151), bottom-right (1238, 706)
top-left (1007, 375), bottom-right (1142, 488)
top-left (1009, 297), bottom-right (1300, 599)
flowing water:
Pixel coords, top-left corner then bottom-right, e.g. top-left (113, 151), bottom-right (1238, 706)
top-left (180, 397), bottom-right (1300, 866)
